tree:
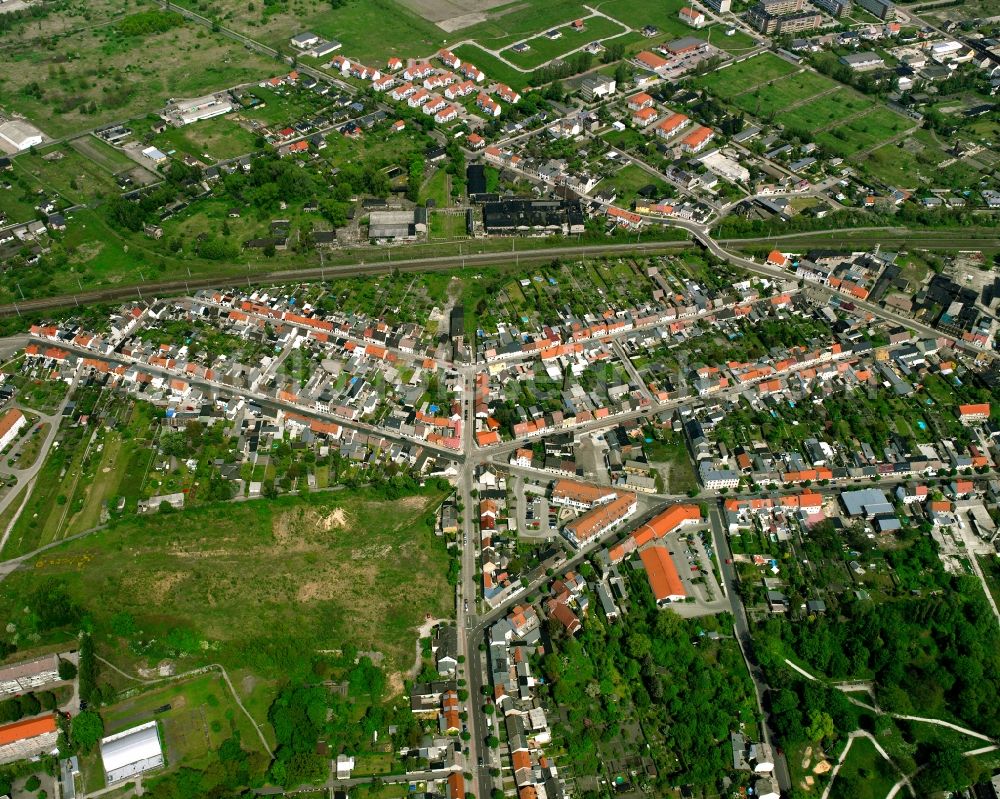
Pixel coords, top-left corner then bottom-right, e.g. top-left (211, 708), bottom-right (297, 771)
top-left (71, 710), bottom-right (105, 752)
top-left (58, 658), bottom-right (77, 681)
top-left (914, 741), bottom-right (976, 794)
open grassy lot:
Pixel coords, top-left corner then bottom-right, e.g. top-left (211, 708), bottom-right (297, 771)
top-left (451, 0), bottom-right (603, 47)
top-left (102, 672), bottom-right (267, 770)
top-left (0, 11), bottom-right (277, 139)
top-left (501, 16), bottom-right (627, 70)
top-left (815, 106), bottom-right (913, 159)
top-left (778, 90), bottom-right (875, 134)
top-left (11, 145), bottom-right (123, 206)
top-left (596, 163), bottom-right (670, 207)
top-left (420, 166), bottom-right (451, 207)
top-left (692, 52), bottom-right (799, 100)
top-left (152, 116), bottom-right (259, 163)
top-left (862, 127), bottom-right (987, 190)
top-left (730, 71), bottom-right (838, 119)
top-left (176, 0), bottom-right (444, 64)
top-left (429, 211), bottom-right (469, 240)
top-left (0, 486), bottom-right (452, 677)
top-left (452, 43), bottom-right (531, 90)
top-left (827, 736), bottom-right (897, 799)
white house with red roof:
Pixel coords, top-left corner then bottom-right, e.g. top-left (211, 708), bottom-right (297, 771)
top-left (423, 95), bottom-right (448, 115)
top-left (477, 92), bottom-right (501, 117)
top-left (435, 105), bottom-right (460, 124)
top-left (627, 92), bottom-right (654, 110)
top-left (460, 62), bottom-right (485, 82)
top-left (445, 80), bottom-right (477, 99)
top-left (390, 82), bottom-right (417, 101)
top-left (681, 125), bottom-right (714, 153)
top-left (656, 112), bottom-right (690, 139)
top-left (495, 83), bottom-right (520, 104)
top-left (438, 48), bottom-right (462, 68)
top-left (403, 62), bottom-right (435, 81)
top-left (408, 88), bottom-right (431, 107)
top-left (632, 106), bottom-right (658, 127)
top-left (679, 6), bottom-right (706, 27)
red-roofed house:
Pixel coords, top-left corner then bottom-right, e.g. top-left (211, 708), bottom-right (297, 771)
top-left (958, 403), bottom-right (990, 424)
top-left (632, 106), bottom-right (658, 127)
top-left (0, 408), bottom-right (25, 451)
top-left (681, 125), bottom-right (714, 153)
top-left (640, 545), bottom-right (686, 603)
top-left (679, 6), bottom-right (706, 27)
top-left (477, 92), bottom-right (501, 117)
top-left (656, 112), bottom-right (690, 139)
top-left (627, 92), bottom-right (654, 110)
top-left (635, 50), bottom-right (669, 72)
top-left (767, 250), bottom-right (789, 268)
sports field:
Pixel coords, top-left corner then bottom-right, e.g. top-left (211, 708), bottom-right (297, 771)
top-left (0, 487), bottom-right (453, 676)
top-left (101, 673), bottom-right (267, 770)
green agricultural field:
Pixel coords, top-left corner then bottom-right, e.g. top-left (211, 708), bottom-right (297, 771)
top-left (731, 71), bottom-right (838, 119)
top-left (815, 106), bottom-right (913, 159)
top-left (778, 91), bottom-right (875, 134)
top-left (692, 52), bottom-right (799, 101)
top-left (0, 12), bottom-right (277, 139)
top-left (68, 135), bottom-right (143, 175)
top-left (502, 17), bottom-right (627, 70)
top-left (153, 116), bottom-right (259, 163)
top-left (0, 486), bottom-right (453, 677)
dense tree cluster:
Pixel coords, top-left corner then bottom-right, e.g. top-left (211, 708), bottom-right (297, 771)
top-left (541, 573), bottom-right (755, 791)
top-left (759, 574), bottom-right (1000, 737)
top-left (267, 683), bottom-right (330, 787)
top-left (145, 734), bottom-right (268, 799)
top-left (117, 10), bottom-right (185, 36)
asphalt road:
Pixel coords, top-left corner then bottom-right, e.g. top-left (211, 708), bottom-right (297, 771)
top-left (708, 504), bottom-right (793, 793)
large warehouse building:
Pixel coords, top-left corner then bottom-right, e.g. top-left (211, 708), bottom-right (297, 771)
top-left (100, 722), bottom-right (164, 784)
top-left (0, 119), bottom-right (44, 151)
